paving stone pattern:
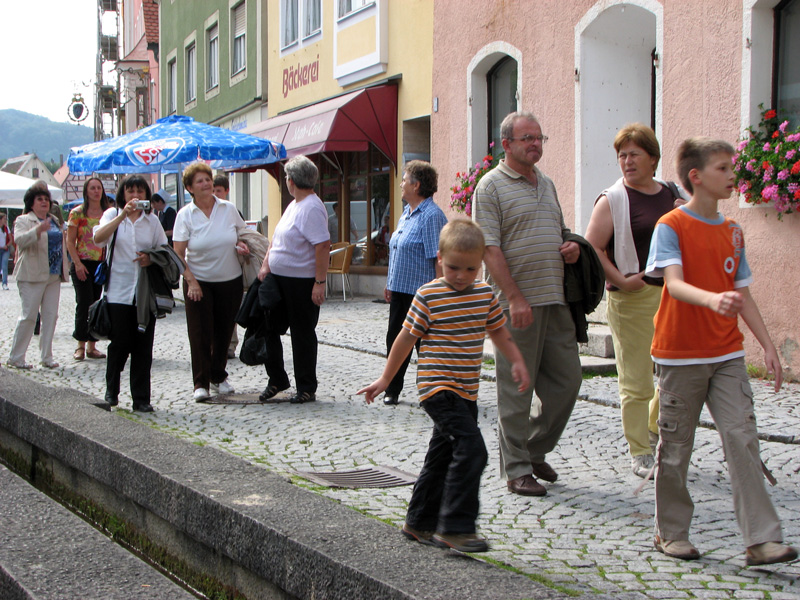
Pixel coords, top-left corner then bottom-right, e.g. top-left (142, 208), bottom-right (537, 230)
top-left (1, 283), bottom-right (798, 599)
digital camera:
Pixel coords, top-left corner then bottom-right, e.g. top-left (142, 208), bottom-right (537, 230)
top-left (134, 200), bottom-right (151, 211)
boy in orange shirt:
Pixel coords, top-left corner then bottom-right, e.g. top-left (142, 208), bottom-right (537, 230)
top-left (645, 137), bottom-right (796, 566)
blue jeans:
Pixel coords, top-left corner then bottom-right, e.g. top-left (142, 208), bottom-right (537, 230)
top-left (0, 247), bottom-right (9, 286)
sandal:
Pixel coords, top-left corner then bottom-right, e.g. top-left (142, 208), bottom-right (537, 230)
top-left (73, 348), bottom-right (85, 361)
top-left (86, 349), bottom-right (106, 359)
top-left (259, 384), bottom-right (289, 402)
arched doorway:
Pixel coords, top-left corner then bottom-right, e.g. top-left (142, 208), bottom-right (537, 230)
top-left (467, 42), bottom-right (522, 166)
top-left (575, 1), bottom-right (661, 233)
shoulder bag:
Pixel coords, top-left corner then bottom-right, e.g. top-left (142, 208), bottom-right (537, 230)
top-left (88, 228), bottom-right (117, 340)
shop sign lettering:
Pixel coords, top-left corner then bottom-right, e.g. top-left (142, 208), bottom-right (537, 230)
top-left (282, 55), bottom-right (320, 98)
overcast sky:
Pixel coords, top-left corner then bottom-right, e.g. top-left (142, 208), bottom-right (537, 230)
top-left (0, 1), bottom-right (106, 125)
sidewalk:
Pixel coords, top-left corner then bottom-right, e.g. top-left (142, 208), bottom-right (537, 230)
top-left (1, 283), bottom-right (798, 599)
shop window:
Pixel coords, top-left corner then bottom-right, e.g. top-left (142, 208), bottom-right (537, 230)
top-left (774, 0), bottom-right (800, 127)
top-left (487, 56), bottom-right (518, 158)
top-left (294, 150), bottom-right (390, 266)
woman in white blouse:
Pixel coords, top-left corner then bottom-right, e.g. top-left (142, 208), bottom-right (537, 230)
top-left (173, 162), bottom-right (249, 402)
top-left (94, 176), bottom-right (167, 412)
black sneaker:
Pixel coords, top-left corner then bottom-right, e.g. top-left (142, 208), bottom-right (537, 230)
top-left (383, 394), bottom-right (399, 405)
top-left (289, 392), bottom-right (316, 404)
top-left (105, 392), bottom-right (119, 407)
top-left (132, 403), bottom-right (154, 413)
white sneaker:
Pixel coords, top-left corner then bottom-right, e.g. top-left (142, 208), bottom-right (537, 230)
top-left (193, 388), bottom-right (211, 402)
top-left (211, 380), bottom-right (235, 395)
top-left (632, 454), bottom-right (655, 478)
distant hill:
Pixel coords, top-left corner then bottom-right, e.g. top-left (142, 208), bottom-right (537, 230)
top-left (0, 109), bottom-right (94, 164)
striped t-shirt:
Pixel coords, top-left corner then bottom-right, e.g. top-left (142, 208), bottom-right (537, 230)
top-left (403, 279), bottom-right (506, 402)
top-left (473, 161), bottom-right (568, 307)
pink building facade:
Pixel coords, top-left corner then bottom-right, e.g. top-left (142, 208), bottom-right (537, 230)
top-left (431, 0), bottom-right (800, 378)
top-left (118, 0), bottom-right (160, 133)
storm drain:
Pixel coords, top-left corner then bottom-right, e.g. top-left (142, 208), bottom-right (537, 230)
top-left (296, 466), bottom-right (417, 488)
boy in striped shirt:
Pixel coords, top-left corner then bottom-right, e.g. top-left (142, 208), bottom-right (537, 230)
top-left (359, 220), bottom-right (529, 552)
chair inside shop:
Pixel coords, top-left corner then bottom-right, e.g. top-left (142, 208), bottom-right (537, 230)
top-left (328, 242), bottom-right (354, 301)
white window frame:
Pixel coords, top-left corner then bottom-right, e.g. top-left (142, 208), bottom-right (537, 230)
top-left (281, 0), bottom-right (299, 49)
top-left (337, 0), bottom-right (372, 20)
top-left (166, 51), bottom-right (178, 115)
top-left (304, 0), bottom-right (321, 38)
top-left (185, 41), bottom-right (197, 106)
top-left (281, 0), bottom-right (321, 55)
top-left (231, 1), bottom-right (247, 81)
top-left (206, 21), bottom-right (219, 92)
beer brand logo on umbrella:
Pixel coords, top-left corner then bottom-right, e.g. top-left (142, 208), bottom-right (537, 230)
top-left (125, 138), bottom-right (186, 167)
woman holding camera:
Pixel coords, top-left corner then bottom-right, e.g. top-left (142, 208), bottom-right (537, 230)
top-left (93, 175), bottom-right (167, 412)
top-left (67, 177), bottom-right (111, 361)
top-left (173, 162), bottom-right (249, 402)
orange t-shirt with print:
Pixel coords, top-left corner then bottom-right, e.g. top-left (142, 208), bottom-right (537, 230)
top-left (650, 209), bottom-right (746, 362)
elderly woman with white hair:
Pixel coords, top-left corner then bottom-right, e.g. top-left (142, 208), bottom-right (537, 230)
top-left (257, 155), bottom-right (330, 404)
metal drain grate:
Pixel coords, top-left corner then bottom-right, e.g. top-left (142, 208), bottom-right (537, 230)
top-left (296, 465), bottom-right (417, 488)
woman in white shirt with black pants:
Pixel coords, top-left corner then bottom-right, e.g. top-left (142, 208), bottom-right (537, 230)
top-left (173, 162), bottom-right (249, 402)
top-left (94, 176), bottom-right (167, 412)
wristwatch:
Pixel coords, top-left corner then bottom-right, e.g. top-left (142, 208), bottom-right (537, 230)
top-left (314, 280), bottom-right (326, 285)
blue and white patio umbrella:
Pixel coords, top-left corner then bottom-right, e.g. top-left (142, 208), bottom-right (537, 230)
top-left (67, 115), bottom-right (286, 175)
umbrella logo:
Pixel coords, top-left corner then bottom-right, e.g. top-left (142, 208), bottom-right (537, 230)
top-left (125, 138), bottom-right (186, 167)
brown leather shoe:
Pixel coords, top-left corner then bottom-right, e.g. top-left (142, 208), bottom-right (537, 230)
top-left (531, 461), bottom-right (558, 483)
top-left (507, 474), bottom-right (547, 496)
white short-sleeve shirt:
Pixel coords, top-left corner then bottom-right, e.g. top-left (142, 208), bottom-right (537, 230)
top-left (173, 198), bottom-right (245, 282)
top-left (94, 208), bottom-right (168, 305)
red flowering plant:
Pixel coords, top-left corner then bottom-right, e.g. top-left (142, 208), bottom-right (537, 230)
top-left (450, 143), bottom-right (502, 215)
top-left (733, 105), bottom-right (800, 220)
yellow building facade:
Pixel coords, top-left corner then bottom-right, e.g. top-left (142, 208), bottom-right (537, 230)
top-left (246, 0), bottom-right (434, 294)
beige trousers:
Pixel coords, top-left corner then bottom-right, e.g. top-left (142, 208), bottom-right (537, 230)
top-left (607, 285), bottom-right (661, 457)
top-left (654, 359), bottom-right (783, 547)
top-left (9, 275), bottom-right (62, 365)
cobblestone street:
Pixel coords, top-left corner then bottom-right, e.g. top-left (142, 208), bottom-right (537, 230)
top-left (1, 282), bottom-right (798, 599)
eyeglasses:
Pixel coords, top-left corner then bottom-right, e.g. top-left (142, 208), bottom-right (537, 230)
top-left (506, 134), bottom-right (548, 144)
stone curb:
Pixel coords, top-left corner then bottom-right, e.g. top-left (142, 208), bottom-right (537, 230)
top-left (0, 368), bottom-right (568, 600)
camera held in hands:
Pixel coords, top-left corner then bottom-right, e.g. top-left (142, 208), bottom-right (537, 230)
top-left (133, 200), bottom-right (151, 211)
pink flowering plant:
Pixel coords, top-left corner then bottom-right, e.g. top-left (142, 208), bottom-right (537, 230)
top-left (450, 143), bottom-right (501, 215)
top-left (733, 105), bottom-right (800, 219)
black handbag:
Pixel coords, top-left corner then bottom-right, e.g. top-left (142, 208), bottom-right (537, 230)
top-left (87, 229), bottom-right (117, 340)
top-left (88, 296), bottom-right (112, 340)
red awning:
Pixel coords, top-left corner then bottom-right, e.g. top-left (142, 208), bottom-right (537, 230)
top-left (244, 84), bottom-right (398, 167)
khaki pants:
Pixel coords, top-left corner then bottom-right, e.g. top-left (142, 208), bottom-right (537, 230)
top-left (496, 304), bottom-right (581, 480)
top-left (607, 285), bottom-right (661, 456)
top-left (9, 275), bottom-right (61, 365)
top-left (654, 359), bottom-right (783, 547)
